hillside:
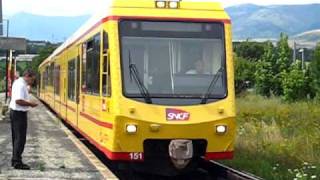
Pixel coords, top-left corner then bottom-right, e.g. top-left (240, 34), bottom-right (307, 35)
top-left (226, 4), bottom-right (320, 40)
top-left (5, 4), bottom-right (320, 44)
top-left (293, 29), bottom-right (320, 42)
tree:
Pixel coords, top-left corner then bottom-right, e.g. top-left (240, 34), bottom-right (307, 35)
top-left (282, 61), bottom-right (312, 101)
top-left (276, 33), bottom-right (292, 72)
top-left (30, 45), bottom-right (57, 73)
top-left (234, 40), bottom-right (266, 61)
top-left (273, 33), bottom-right (292, 96)
top-left (255, 42), bottom-right (276, 97)
top-left (310, 43), bottom-right (320, 99)
top-left (29, 45), bottom-right (57, 88)
top-left (234, 54), bottom-right (256, 94)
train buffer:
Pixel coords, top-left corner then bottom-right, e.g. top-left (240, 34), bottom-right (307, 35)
top-left (0, 95), bottom-right (118, 179)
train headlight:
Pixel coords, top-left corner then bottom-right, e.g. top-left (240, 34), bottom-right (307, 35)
top-left (168, 1), bottom-right (179, 9)
top-left (126, 124), bottom-right (137, 134)
top-left (155, 1), bottom-right (166, 8)
top-left (216, 125), bottom-right (227, 134)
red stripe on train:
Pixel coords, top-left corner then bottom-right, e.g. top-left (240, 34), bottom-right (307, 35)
top-left (205, 151), bottom-right (234, 160)
top-left (64, 118), bottom-right (141, 161)
top-left (80, 112), bottom-right (113, 129)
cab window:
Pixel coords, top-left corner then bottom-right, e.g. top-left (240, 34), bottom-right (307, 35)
top-left (82, 33), bottom-right (101, 95)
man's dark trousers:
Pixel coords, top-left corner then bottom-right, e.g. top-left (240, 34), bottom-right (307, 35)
top-left (10, 110), bottom-right (28, 164)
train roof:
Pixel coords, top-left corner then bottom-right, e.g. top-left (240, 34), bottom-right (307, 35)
top-left (39, 0), bottom-right (227, 68)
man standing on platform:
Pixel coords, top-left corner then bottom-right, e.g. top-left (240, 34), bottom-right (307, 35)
top-left (9, 69), bottom-right (38, 170)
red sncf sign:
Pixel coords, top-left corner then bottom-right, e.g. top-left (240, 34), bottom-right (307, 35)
top-left (166, 109), bottom-right (190, 121)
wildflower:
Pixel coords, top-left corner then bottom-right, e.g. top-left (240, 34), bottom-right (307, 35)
top-left (303, 162), bottom-right (309, 166)
top-left (276, 163), bottom-right (279, 167)
top-left (311, 166), bottom-right (316, 169)
top-left (311, 175), bottom-right (317, 179)
top-left (273, 167), bottom-right (277, 170)
top-left (303, 174), bottom-right (307, 177)
top-left (296, 173), bottom-right (302, 178)
top-left (288, 169), bottom-right (292, 173)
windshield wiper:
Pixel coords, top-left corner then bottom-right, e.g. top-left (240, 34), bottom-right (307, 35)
top-left (128, 51), bottom-right (152, 104)
top-left (201, 67), bottom-right (224, 104)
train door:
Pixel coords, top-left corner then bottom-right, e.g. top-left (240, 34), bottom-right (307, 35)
top-left (98, 29), bottom-right (113, 147)
top-left (101, 31), bottom-right (111, 111)
top-left (66, 55), bottom-right (78, 126)
top-left (52, 63), bottom-right (55, 110)
top-left (76, 48), bottom-right (81, 127)
top-left (79, 43), bottom-right (86, 128)
top-left (54, 65), bottom-right (61, 117)
top-left (61, 63), bottom-right (67, 120)
top-left (78, 32), bottom-right (102, 140)
top-left (49, 63), bottom-right (55, 108)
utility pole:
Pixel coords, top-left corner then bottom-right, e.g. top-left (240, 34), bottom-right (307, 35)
top-left (4, 19), bottom-right (9, 103)
top-left (299, 48), bottom-right (305, 70)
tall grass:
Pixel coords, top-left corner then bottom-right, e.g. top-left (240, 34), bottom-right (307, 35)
top-left (222, 94), bottom-right (320, 179)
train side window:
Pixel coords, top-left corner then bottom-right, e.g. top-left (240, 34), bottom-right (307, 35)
top-left (49, 63), bottom-right (54, 86)
top-left (68, 60), bottom-right (76, 101)
top-left (76, 56), bottom-right (80, 103)
top-left (54, 65), bottom-right (60, 95)
top-left (102, 55), bottom-right (111, 97)
top-left (45, 67), bottom-right (48, 86)
top-left (102, 31), bottom-right (111, 97)
top-left (42, 72), bottom-right (45, 90)
top-left (45, 67), bottom-right (49, 87)
top-left (83, 33), bottom-right (101, 95)
top-left (103, 31), bottom-right (109, 54)
top-left (82, 43), bottom-right (87, 92)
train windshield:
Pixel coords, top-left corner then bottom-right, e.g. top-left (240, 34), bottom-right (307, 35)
top-left (120, 20), bottom-right (227, 100)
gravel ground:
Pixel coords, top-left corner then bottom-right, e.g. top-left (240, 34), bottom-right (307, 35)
top-left (0, 96), bottom-right (103, 179)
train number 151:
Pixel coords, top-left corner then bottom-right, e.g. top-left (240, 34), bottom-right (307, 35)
top-left (129, 152), bottom-right (143, 160)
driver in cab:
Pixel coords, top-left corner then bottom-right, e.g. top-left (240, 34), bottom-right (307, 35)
top-left (186, 60), bottom-right (210, 75)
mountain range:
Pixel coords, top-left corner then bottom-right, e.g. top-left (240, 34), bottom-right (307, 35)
top-left (5, 4), bottom-right (320, 46)
top-left (225, 4), bottom-right (320, 41)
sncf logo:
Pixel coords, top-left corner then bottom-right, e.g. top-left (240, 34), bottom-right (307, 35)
top-left (166, 109), bottom-right (190, 121)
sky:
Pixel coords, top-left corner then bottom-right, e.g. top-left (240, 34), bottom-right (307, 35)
top-left (2, 0), bottom-right (320, 17)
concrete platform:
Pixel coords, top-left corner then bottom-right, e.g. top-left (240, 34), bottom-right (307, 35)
top-left (0, 96), bottom-right (108, 179)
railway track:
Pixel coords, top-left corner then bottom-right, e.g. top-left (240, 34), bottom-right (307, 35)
top-left (40, 100), bottom-right (262, 180)
top-left (200, 160), bottom-right (263, 180)
top-left (62, 121), bottom-right (263, 180)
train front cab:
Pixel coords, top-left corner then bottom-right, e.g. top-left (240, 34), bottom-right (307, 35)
top-left (38, 0), bottom-right (236, 175)
top-left (105, 0), bottom-right (236, 173)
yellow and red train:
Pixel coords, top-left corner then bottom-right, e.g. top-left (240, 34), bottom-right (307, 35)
top-left (38, 0), bottom-right (235, 175)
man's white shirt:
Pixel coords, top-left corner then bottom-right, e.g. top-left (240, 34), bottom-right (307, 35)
top-left (9, 78), bottom-right (30, 112)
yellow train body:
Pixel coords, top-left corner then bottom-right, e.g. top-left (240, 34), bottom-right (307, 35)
top-left (38, 0), bottom-right (235, 165)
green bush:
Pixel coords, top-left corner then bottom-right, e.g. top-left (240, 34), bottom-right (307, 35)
top-left (235, 33), bottom-right (318, 101)
top-left (234, 40), bottom-right (266, 61)
top-left (281, 61), bottom-right (313, 101)
top-left (255, 42), bottom-right (276, 97)
top-left (310, 43), bottom-right (320, 100)
top-left (273, 33), bottom-right (292, 96)
top-left (234, 54), bottom-right (256, 94)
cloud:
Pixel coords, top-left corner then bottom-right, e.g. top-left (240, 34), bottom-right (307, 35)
top-left (222, 0), bottom-right (320, 7)
top-left (3, 0), bottom-right (320, 17)
top-left (3, 0), bottom-right (111, 17)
